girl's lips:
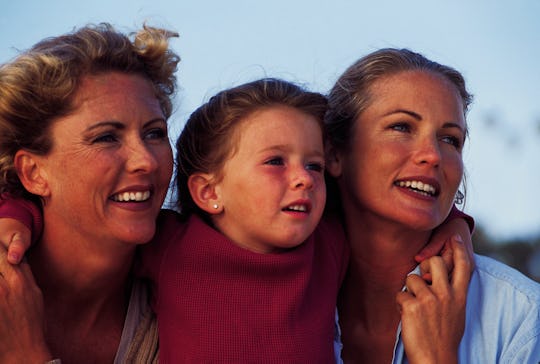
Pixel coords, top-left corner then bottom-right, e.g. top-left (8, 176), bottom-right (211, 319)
top-left (282, 200), bottom-right (312, 213)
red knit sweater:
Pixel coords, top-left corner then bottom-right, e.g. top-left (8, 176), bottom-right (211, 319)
top-left (0, 198), bottom-right (472, 362)
top-left (138, 211), bottom-right (349, 363)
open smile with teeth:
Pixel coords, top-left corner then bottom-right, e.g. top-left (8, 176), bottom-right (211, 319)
top-left (283, 204), bottom-right (309, 213)
top-left (396, 180), bottom-right (437, 197)
top-left (111, 191), bottom-right (151, 202)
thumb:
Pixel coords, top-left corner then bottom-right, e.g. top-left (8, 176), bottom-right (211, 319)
top-left (8, 233), bottom-right (31, 265)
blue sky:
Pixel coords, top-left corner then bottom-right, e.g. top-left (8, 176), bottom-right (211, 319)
top-left (2, 0), bottom-right (539, 240)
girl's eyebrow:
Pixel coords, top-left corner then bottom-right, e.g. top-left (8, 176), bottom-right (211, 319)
top-left (258, 144), bottom-right (325, 158)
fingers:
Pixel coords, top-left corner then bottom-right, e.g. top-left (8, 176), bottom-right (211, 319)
top-left (0, 244), bottom-right (50, 363)
top-left (8, 233), bottom-right (29, 265)
top-left (448, 236), bottom-right (473, 301)
top-left (401, 273), bottom-right (434, 301)
top-left (0, 246), bottom-right (11, 276)
top-left (0, 245), bottom-right (37, 292)
top-left (459, 227), bottom-right (476, 270)
top-left (0, 218), bottom-right (32, 265)
top-left (411, 236), bottom-right (472, 306)
top-left (414, 234), bottom-right (445, 263)
top-left (439, 236), bottom-right (456, 274)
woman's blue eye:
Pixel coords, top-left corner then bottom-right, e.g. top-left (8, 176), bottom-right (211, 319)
top-left (390, 123), bottom-right (410, 132)
top-left (145, 127), bottom-right (168, 140)
top-left (442, 135), bottom-right (462, 149)
top-left (93, 133), bottom-right (118, 143)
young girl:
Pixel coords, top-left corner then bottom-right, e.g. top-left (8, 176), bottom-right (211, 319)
top-left (139, 78), bottom-right (348, 362)
top-left (1, 78), bottom-right (471, 363)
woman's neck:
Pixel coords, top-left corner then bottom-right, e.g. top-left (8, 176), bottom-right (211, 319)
top-left (339, 206), bottom-right (432, 326)
top-left (26, 223), bottom-right (136, 363)
top-left (28, 224), bottom-right (135, 305)
top-left (338, 208), bottom-right (433, 363)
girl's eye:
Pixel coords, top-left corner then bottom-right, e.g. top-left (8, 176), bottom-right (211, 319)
top-left (264, 157), bottom-right (284, 166)
top-left (390, 123), bottom-right (411, 132)
top-left (145, 127), bottom-right (168, 140)
top-left (441, 135), bottom-right (463, 149)
top-left (306, 162), bottom-right (324, 172)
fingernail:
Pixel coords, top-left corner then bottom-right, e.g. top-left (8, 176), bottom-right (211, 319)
top-left (454, 234), bottom-right (463, 243)
top-left (8, 252), bottom-right (20, 263)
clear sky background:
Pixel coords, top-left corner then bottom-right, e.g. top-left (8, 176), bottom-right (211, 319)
top-left (2, 0), bottom-right (539, 241)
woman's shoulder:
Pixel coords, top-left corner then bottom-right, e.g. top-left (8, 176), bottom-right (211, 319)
top-left (462, 254), bottom-right (540, 363)
top-left (473, 253), bottom-right (540, 301)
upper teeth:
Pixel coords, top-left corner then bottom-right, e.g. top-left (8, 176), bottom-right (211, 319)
top-left (397, 181), bottom-right (436, 195)
top-left (112, 191), bottom-right (151, 202)
top-left (287, 204), bottom-right (307, 212)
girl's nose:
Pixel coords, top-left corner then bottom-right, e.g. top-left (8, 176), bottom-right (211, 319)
top-left (290, 166), bottom-right (314, 190)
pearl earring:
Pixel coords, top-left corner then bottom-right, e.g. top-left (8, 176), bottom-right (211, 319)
top-left (213, 204), bottom-right (219, 209)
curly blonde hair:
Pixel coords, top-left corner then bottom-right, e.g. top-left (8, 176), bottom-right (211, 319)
top-left (0, 23), bottom-right (180, 200)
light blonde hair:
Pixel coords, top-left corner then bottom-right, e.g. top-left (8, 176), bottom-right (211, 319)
top-left (0, 23), bottom-right (180, 201)
top-left (326, 48), bottom-right (472, 152)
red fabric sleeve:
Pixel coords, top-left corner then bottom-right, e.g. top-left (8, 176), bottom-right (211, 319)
top-left (446, 204), bottom-right (475, 233)
top-left (0, 195), bottom-right (43, 244)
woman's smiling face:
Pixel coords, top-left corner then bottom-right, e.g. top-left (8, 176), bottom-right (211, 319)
top-left (329, 70), bottom-right (466, 231)
top-left (34, 72), bottom-right (173, 246)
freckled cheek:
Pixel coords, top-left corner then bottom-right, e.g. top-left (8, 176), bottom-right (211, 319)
top-left (313, 176), bottom-right (326, 193)
top-left (443, 155), bottom-right (464, 188)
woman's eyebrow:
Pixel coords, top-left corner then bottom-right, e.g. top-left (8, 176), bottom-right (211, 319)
top-left (383, 109), bottom-right (421, 120)
top-left (442, 122), bottom-right (465, 134)
top-left (85, 121), bottom-right (125, 132)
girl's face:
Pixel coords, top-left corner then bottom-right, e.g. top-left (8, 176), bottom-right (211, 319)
top-left (211, 105), bottom-right (326, 253)
top-left (34, 72), bottom-right (173, 247)
top-left (328, 70), bottom-right (466, 231)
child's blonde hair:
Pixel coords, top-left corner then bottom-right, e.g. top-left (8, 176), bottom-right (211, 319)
top-left (175, 78), bottom-right (327, 218)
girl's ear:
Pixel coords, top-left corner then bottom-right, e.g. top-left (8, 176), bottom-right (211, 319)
top-left (13, 150), bottom-right (51, 197)
top-left (325, 144), bottom-right (343, 178)
top-left (187, 172), bottom-right (223, 214)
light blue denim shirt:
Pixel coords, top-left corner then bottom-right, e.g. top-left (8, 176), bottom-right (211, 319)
top-left (336, 254), bottom-right (540, 363)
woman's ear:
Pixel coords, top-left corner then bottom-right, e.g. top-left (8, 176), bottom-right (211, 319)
top-left (187, 173), bottom-right (223, 214)
top-left (325, 144), bottom-right (343, 178)
top-left (13, 150), bottom-right (51, 197)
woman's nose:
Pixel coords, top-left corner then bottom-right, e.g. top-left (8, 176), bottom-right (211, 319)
top-left (414, 137), bottom-right (441, 167)
top-left (126, 140), bottom-right (159, 173)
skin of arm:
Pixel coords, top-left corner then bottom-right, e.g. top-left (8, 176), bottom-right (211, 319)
top-left (3, 203), bottom-right (475, 267)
